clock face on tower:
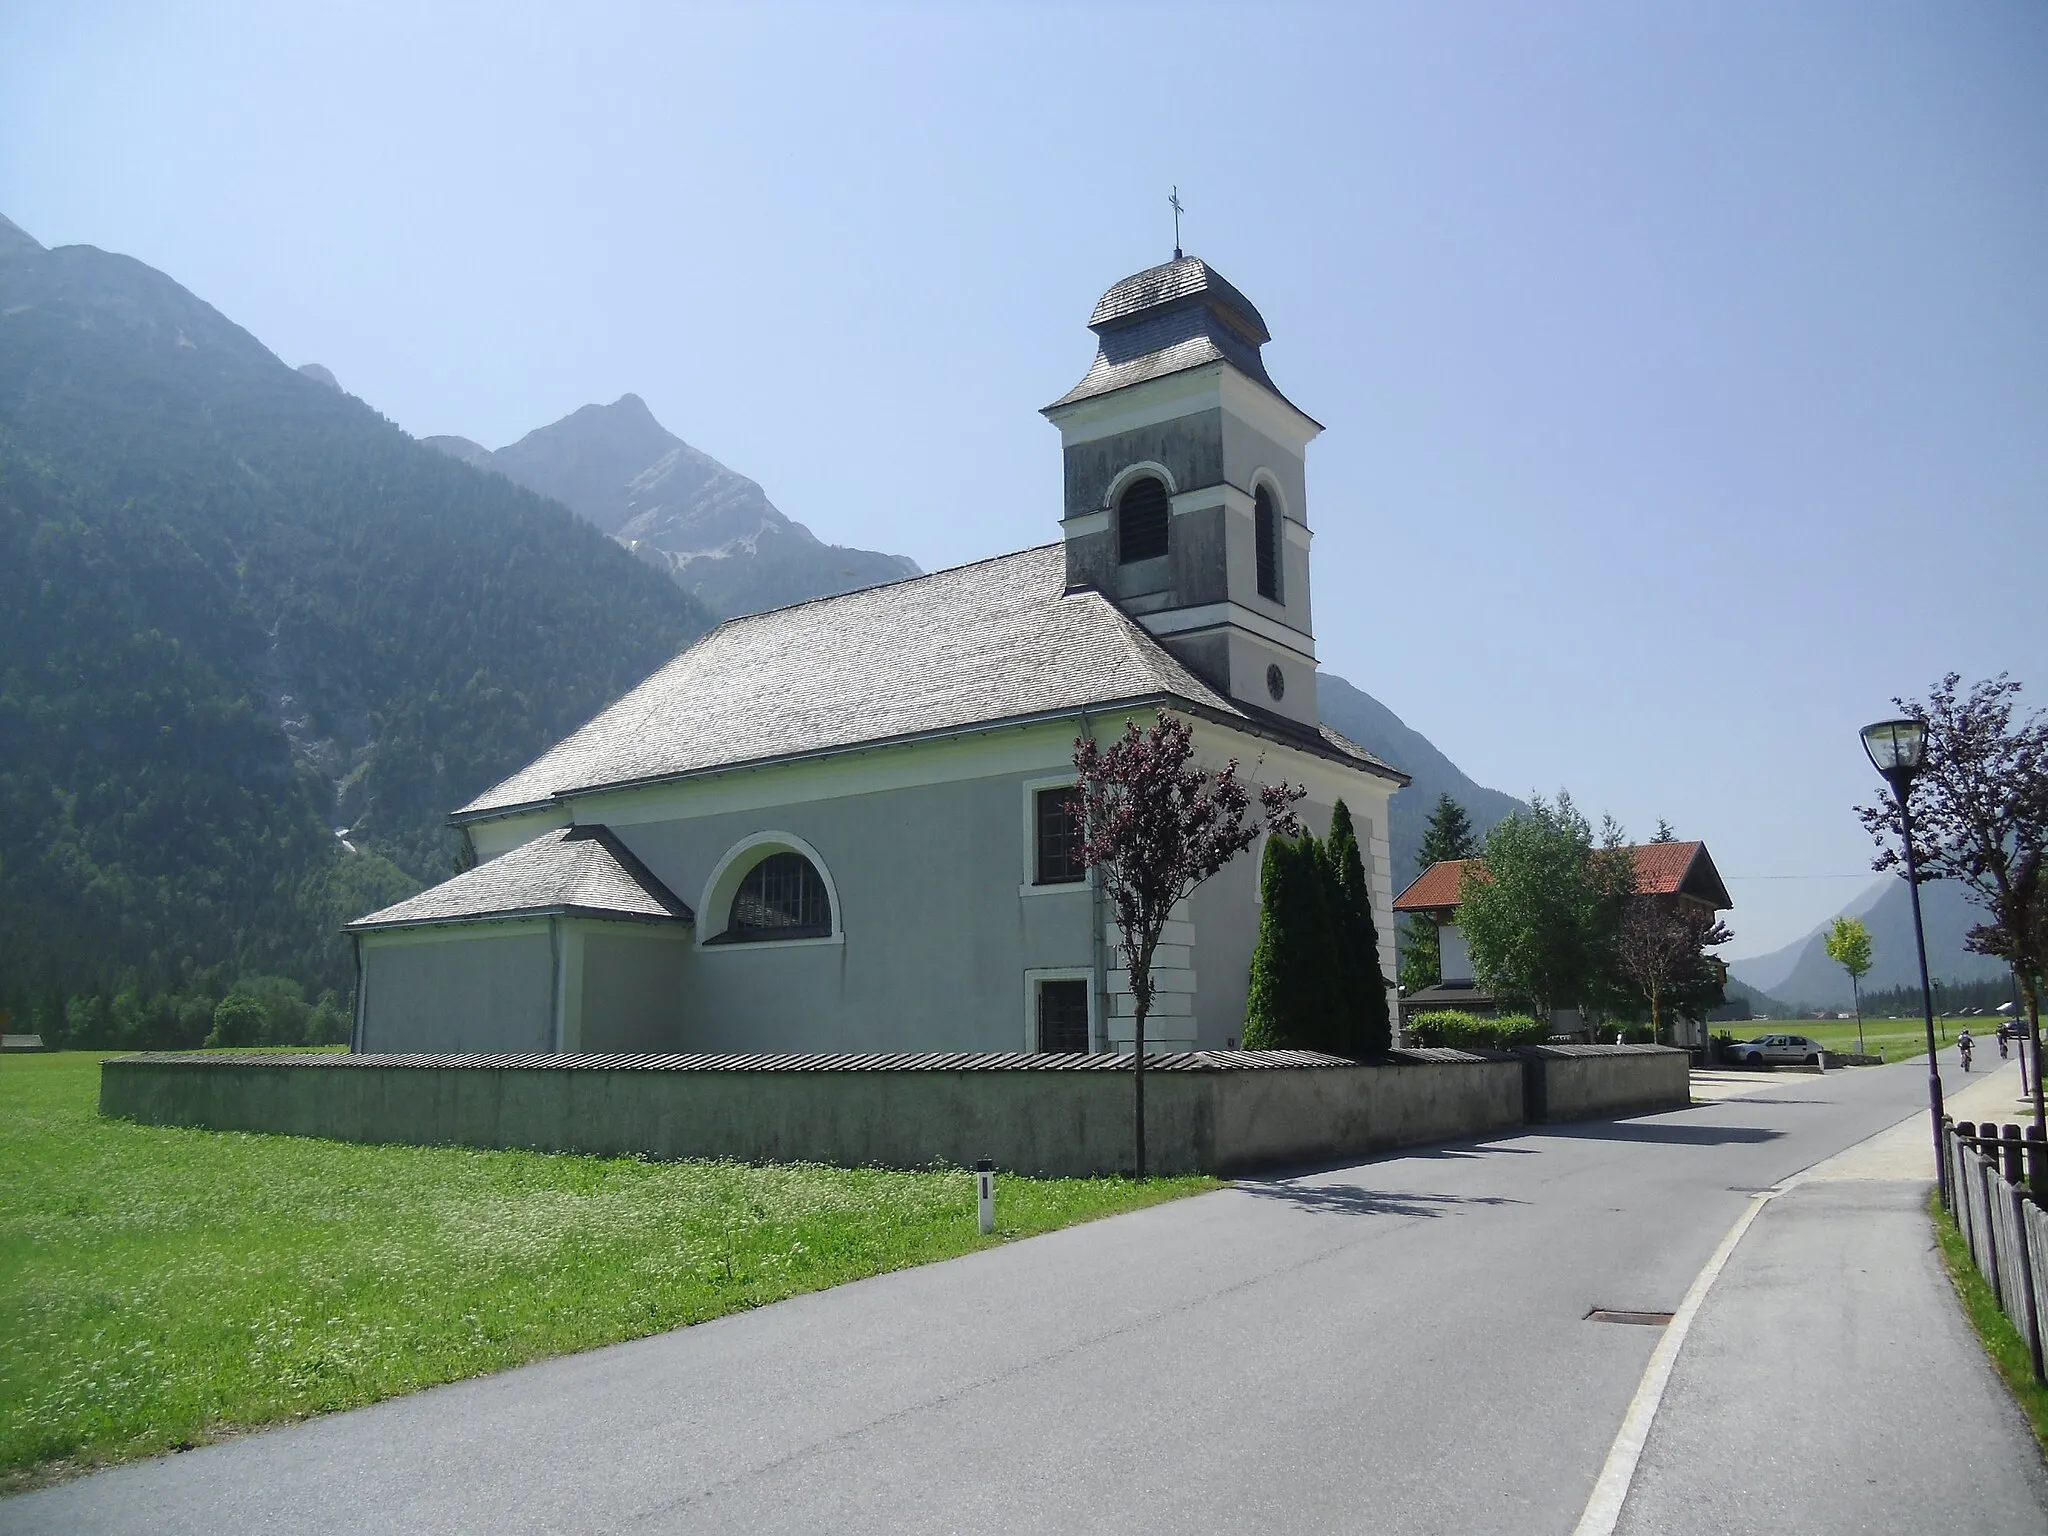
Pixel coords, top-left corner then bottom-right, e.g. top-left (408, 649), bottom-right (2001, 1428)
top-left (1266, 664), bottom-right (1286, 702)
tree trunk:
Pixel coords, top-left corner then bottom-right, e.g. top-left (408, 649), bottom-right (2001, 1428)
top-left (1133, 992), bottom-right (1148, 1179)
top-left (1852, 975), bottom-right (1865, 1057)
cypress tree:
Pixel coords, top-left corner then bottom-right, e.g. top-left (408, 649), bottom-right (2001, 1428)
top-left (1327, 800), bottom-right (1393, 1056)
top-left (1244, 832), bottom-right (1343, 1051)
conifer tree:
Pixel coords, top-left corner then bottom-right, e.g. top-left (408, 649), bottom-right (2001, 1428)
top-left (1327, 800), bottom-right (1393, 1055)
top-left (1244, 832), bottom-right (1343, 1051)
top-left (1419, 794), bottom-right (1478, 866)
top-left (1401, 794), bottom-right (1479, 998)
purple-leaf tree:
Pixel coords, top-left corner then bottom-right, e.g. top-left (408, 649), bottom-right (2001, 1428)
top-left (1073, 709), bottom-right (1303, 1176)
top-left (1855, 673), bottom-right (2048, 1135)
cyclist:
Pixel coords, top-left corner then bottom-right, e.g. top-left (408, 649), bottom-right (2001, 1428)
top-left (1958, 1027), bottom-right (1973, 1073)
top-left (1998, 1022), bottom-right (2011, 1060)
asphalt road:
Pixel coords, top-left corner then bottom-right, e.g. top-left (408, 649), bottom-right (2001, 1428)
top-left (6, 1053), bottom-right (2037, 1535)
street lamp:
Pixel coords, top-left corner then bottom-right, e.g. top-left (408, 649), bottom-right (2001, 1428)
top-left (1861, 717), bottom-right (1948, 1205)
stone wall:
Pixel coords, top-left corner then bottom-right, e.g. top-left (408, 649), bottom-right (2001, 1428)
top-left (100, 1044), bottom-right (1689, 1177)
top-left (1521, 1043), bottom-right (1691, 1124)
top-left (101, 1049), bottom-right (1535, 1178)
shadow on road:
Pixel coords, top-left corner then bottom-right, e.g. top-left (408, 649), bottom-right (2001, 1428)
top-left (1529, 1121), bottom-right (1786, 1146)
top-left (1236, 1183), bottom-right (1528, 1217)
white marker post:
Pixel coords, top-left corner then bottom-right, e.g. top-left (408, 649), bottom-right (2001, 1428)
top-left (976, 1159), bottom-right (995, 1235)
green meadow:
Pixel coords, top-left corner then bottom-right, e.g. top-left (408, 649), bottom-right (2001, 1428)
top-left (0, 1052), bottom-right (1215, 1491)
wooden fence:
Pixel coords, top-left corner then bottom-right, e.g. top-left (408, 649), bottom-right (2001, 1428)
top-left (1946, 1118), bottom-right (2048, 1384)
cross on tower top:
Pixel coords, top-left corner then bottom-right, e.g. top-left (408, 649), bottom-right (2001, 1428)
top-left (1169, 186), bottom-right (1184, 261)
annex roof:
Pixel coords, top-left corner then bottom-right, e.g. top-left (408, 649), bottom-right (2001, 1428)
top-left (346, 825), bottom-right (691, 932)
top-left (1391, 841), bottom-right (1731, 916)
top-left (456, 543), bottom-right (1403, 822)
top-left (1045, 255), bottom-right (1317, 421)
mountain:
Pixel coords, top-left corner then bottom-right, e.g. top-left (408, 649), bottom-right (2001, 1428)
top-left (1727, 877), bottom-right (2009, 1009)
top-left (1314, 673), bottom-right (1527, 895)
top-left (429, 396), bottom-right (920, 619)
top-left (0, 217), bottom-right (715, 1010)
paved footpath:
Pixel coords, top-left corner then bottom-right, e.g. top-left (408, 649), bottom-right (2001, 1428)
top-left (6, 1053), bottom-right (2044, 1535)
top-left (1615, 1053), bottom-right (2048, 1536)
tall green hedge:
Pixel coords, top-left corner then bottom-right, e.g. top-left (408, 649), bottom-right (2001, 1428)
top-left (1327, 801), bottom-right (1393, 1056)
top-left (1243, 832), bottom-right (1341, 1051)
top-left (1243, 802), bottom-right (1395, 1057)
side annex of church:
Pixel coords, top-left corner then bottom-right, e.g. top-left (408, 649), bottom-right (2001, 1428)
top-left (347, 255), bottom-right (1408, 1056)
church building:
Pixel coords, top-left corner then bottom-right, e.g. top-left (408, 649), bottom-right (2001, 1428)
top-left (347, 255), bottom-right (1408, 1056)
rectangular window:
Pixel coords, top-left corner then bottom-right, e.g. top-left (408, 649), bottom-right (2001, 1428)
top-left (1037, 979), bottom-right (1090, 1054)
top-left (1034, 787), bottom-right (1084, 885)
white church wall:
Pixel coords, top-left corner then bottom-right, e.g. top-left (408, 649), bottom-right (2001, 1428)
top-left (358, 921), bottom-right (554, 1054)
top-left (468, 809), bottom-right (568, 863)
top-left (578, 925), bottom-right (690, 1052)
top-left (580, 732), bottom-right (1098, 1055)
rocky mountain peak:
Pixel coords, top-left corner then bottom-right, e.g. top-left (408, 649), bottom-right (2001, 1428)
top-left (428, 396), bottom-right (919, 618)
top-left (0, 212), bottom-right (43, 260)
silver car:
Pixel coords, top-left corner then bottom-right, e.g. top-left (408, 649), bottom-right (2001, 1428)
top-left (1732, 1033), bottom-right (1825, 1067)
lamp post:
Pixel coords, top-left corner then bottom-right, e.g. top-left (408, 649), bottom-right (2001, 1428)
top-left (1862, 717), bottom-right (1948, 1206)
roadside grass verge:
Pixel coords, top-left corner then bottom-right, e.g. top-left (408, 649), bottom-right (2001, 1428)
top-left (1, 1052), bottom-right (1217, 1492)
top-left (1927, 1188), bottom-right (2048, 1456)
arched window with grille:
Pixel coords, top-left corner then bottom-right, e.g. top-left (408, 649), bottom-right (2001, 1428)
top-left (1117, 475), bottom-right (1170, 564)
top-left (723, 851), bottom-right (832, 941)
top-left (1254, 484), bottom-right (1281, 601)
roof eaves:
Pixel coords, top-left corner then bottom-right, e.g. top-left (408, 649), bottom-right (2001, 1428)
top-left (345, 903), bottom-right (692, 936)
top-left (1042, 354), bottom-right (1323, 431)
top-left (1175, 699), bottom-right (1409, 785)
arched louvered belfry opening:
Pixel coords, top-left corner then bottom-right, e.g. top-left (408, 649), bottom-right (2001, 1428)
top-left (1117, 475), bottom-right (1170, 564)
top-left (1254, 484), bottom-right (1281, 601)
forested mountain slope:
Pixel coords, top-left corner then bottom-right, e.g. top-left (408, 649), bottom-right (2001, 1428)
top-left (0, 220), bottom-right (714, 1019)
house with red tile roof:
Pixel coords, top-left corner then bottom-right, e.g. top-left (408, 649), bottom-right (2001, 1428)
top-left (1392, 841), bottom-right (1731, 1043)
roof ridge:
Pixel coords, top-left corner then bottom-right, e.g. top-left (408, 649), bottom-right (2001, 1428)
top-left (711, 543), bottom-right (1062, 629)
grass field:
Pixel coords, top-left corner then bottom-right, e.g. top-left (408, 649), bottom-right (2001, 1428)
top-left (1724, 1017), bottom-right (1994, 1064)
top-left (0, 1052), bottom-right (1217, 1491)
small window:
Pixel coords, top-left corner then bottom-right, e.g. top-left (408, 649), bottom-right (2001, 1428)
top-left (725, 851), bottom-right (831, 940)
top-left (1117, 476), bottom-right (1169, 564)
top-left (1254, 485), bottom-right (1280, 600)
top-left (1034, 787), bottom-right (1085, 885)
top-left (1038, 979), bottom-right (1090, 1053)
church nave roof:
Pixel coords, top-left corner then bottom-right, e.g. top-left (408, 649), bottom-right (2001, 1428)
top-left (456, 543), bottom-right (1400, 822)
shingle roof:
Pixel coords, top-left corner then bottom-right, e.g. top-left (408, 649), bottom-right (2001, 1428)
top-left (119, 1047), bottom-right (1493, 1072)
top-left (1631, 841), bottom-right (1730, 906)
top-left (347, 825), bottom-right (691, 931)
top-left (456, 544), bottom-right (1402, 820)
top-left (1047, 256), bottom-right (1316, 419)
top-left (1392, 841), bottom-right (1731, 915)
top-left (1087, 257), bottom-right (1270, 340)
top-left (1393, 858), bottom-right (1480, 914)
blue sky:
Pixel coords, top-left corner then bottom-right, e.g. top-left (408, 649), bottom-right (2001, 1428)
top-left (5, 2), bottom-right (2044, 957)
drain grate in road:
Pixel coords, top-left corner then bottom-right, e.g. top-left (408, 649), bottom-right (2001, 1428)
top-left (1585, 1308), bottom-right (1675, 1327)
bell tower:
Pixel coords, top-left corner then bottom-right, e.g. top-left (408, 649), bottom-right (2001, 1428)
top-left (1042, 257), bottom-right (1323, 726)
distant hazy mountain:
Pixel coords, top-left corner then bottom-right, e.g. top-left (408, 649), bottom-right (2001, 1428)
top-left (1729, 877), bottom-right (2009, 1008)
top-left (428, 396), bottom-right (919, 619)
top-left (1313, 673), bottom-right (1526, 896)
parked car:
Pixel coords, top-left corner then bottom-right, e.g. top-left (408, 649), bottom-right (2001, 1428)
top-left (1730, 1033), bottom-right (1825, 1067)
